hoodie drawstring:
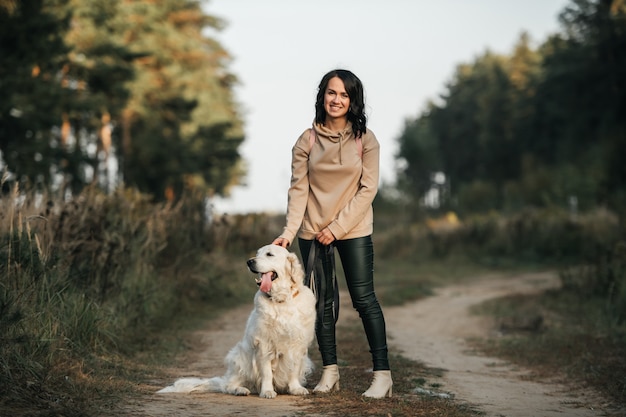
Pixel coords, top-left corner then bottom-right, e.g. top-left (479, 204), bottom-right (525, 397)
top-left (338, 132), bottom-right (343, 165)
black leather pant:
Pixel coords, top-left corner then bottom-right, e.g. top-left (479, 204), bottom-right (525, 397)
top-left (299, 235), bottom-right (390, 371)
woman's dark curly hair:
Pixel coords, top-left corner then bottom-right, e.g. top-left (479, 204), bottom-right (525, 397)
top-left (315, 69), bottom-right (367, 138)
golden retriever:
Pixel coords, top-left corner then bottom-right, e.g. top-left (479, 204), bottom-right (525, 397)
top-left (157, 244), bottom-right (316, 399)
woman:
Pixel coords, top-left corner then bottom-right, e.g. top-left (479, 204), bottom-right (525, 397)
top-left (272, 69), bottom-right (392, 398)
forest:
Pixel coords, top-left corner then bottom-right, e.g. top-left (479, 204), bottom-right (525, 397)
top-left (0, 0), bottom-right (625, 415)
top-left (0, 0), bottom-right (244, 201)
top-left (395, 0), bottom-right (625, 215)
top-left (1, 0), bottom-right (624, 214)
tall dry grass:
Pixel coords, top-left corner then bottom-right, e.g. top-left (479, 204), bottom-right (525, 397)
top-left (0, 179), bottom-right (282, 415)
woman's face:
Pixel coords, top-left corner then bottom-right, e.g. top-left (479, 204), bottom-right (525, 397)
top-left (324, 76), bottom-right (350, 122)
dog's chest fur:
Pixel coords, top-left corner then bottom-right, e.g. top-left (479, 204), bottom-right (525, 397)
top-left (252, 290), bottom-right (316, 341)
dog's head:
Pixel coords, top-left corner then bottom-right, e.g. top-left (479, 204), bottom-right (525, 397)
top-left (247, 244), bottom-right (304, 302)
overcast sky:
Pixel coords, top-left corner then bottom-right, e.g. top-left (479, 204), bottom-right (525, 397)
top-left (205, 0), bottom-right (569, 214)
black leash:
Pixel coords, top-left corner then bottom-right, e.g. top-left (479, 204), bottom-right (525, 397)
top-left (305, 240), bottom-right (340, 326)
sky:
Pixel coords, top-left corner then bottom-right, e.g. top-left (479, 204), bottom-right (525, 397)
top-left (205, 0), bottom-right (570, 214)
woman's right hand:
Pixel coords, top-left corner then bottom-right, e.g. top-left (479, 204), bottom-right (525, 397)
top-left (272, 237), bottom-right (289, 248)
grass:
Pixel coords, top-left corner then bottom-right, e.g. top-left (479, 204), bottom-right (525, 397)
top-left (2, 183), bottom-right (624, 416)
top-left (0, 184), bottom-right (269, 416)
top-left (298, 322), bottom-right (482, 417)
top-left (107, 254), bottom-right (490, 417)
top-left (131, 239), bottom-right (625, 416)
top-left (52, 250), bottom-right (488, 416)
top-left (470, 285), bottom-right (626, 411)
top-left (87, 253), bottom-right (624, 416)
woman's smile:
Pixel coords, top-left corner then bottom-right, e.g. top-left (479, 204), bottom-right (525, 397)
top-left (324, 77), bottom-right (350, 121)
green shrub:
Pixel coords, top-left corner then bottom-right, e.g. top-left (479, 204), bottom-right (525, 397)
top-left (457, 180), bottom-right (499, 212)
top-left (561, 239), bottom-right (626, 324)
top-left (415, 207), bottom-right (621, 263)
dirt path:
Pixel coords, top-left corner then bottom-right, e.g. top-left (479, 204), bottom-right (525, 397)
top-left (123, 272), bottom-right (611, 416)
top-left (385, 271), bottom-right (609, 417)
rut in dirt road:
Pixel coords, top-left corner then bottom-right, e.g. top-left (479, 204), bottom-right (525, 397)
top-left (384, 271), bottom-right (611, 417)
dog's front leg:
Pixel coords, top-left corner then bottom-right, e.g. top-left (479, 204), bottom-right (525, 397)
top-left (255, 341), bottom-right (277, 399)
top-left (287, 348), bottom-right (310, 396)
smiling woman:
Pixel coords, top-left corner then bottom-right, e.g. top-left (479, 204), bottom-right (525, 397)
top-left (270, 69), bottom-right (392, 399)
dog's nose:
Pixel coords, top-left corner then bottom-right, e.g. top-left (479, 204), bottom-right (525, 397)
top-left (247, 259), bottom-right (254, 267)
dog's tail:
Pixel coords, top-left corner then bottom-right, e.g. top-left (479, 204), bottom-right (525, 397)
top-left (156, 377), bottom-right (225, 394)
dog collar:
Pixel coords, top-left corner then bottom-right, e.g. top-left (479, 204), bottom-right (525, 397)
top-left (262, 290), bottom-right (299, 301)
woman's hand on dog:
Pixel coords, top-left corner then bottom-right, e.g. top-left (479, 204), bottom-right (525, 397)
top-left (272, 237), bottom-right (289, 248)
top-left (272, 227), bottom-right (335, 248)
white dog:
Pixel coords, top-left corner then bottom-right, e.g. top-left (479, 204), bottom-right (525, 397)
top-left (157, 244), bottom-right (317, 399)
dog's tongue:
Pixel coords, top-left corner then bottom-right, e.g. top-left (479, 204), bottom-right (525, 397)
top-left (259, 272), bottom-right (273, 293)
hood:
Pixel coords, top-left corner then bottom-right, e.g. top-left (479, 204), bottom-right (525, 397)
top-left (312, 121), bottom-right (354, 165)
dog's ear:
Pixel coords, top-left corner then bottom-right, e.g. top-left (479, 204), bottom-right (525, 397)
top-left (287, 252), bottom-right (304, 284)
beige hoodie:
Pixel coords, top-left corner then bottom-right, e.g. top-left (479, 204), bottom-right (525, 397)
top-left (278, 122), bottom-right (380, 244)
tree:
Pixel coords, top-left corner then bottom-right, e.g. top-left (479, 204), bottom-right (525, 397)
top-left (427, 50), bottom-right (522, 207)
top-left (117, 0), bottom-right (244, 201)
top-left (59, 0), bottom-right (135, 193)
top-left (395, 107), bottom-right (443, 204)
top-left (549, 0), bottom-right (626, 206)
top-left (0, 0), bottom-right (71, 189)
top-left (0, 0), bottom-right (245, 201)
top-left (395, 0), bottom-right (626, 213)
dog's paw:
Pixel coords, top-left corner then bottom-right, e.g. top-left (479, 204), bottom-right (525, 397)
top-left (289, 385), bottom-right (309, 396)
top-left (259, 389), bottom-right (278, 399)
top-left (232, 387), bottom-right (250, 396)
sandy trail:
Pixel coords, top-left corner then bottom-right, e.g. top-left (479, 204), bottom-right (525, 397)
top-left (385, 271), bottom-right (609, 417)
top-left (123, 271), bottom-right (612, 416)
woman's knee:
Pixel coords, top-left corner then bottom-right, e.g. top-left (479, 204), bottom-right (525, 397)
top-left (352, 292), bottom-right (381, 315)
